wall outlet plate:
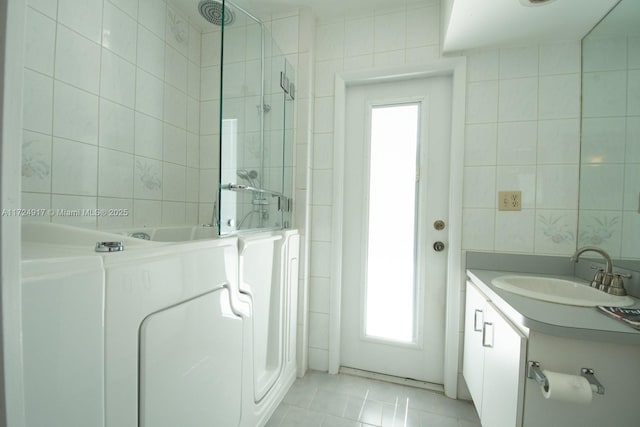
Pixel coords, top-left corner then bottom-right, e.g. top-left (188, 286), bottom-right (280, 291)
top-left (498, 191), bottom-right (522, 211)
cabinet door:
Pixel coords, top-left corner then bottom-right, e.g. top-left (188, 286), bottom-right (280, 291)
top-left (463, 281), bottom-right (487, 412)
top-left (480, 301), bottom-right (526, 427)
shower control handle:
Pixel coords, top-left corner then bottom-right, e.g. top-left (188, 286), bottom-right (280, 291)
top-left (433, 241), bottom-right (445, 252)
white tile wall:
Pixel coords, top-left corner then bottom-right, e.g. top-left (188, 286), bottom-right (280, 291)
top-left (463, 42), bottom-right (582, 256)
top-left (580, 33), bottom-right (640, 258)
top-left (308, 3), bottom-right (444, 371)
top-left (22, 0), bottom-right (202, 228)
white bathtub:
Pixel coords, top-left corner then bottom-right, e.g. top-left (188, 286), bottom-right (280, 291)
top-left (20, 222), bottom-right (299, 427)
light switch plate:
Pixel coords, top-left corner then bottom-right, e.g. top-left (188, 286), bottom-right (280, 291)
top-left (499, 191), bottom-right (522, 211)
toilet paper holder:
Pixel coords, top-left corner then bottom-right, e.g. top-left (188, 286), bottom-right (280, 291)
top-left (527, 361), bottom-right (605, 395)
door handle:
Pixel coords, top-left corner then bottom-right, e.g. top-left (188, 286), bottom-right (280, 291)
top-left (473, 309), bottom-right (483, 332)
top-left (433, 241), bottom-right (445, 252)
top-left (482, 322), bottom-right (494, 348)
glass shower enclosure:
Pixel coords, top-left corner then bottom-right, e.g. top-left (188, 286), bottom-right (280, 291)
top-left (217, 0), bottom-right (295, 235)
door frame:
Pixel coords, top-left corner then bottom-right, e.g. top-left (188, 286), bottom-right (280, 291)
top-left (328, 58), bottom-right (467, 399)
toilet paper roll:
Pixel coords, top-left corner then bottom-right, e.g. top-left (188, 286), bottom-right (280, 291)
top-left (541, 370), bottom-right (593, 404)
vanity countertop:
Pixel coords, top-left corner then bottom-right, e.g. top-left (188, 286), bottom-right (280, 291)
top-left (467, 269), bottom-right (640, 346)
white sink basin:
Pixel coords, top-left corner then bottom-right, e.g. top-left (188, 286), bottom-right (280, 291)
top-left (491, 275), bottom-right (636, 307)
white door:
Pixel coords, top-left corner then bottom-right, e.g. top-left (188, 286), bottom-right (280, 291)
top-left (340, 76), bottom-right (452, 383)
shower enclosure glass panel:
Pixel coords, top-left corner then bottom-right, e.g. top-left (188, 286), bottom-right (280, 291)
top-left (218, 1), bottom-right (295, 235)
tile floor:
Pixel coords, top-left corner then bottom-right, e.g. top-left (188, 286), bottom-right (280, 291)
top-left (266, 371), bottom-right (481, 427)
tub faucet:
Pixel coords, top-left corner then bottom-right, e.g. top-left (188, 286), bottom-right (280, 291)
top-left (570, 246), bottom-right (613, 290)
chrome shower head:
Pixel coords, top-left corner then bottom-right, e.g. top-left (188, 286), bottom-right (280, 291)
top-left (236, 169), bottom-right (259, 187)
top-left (198, 0), bottom-right (235, 26)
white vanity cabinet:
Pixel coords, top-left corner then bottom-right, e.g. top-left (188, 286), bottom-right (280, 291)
top-left (463, 281), bottom-right (527, 427)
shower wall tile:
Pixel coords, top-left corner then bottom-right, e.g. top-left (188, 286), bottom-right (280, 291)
top-left (101, 50), bottom-right (137, 108)
top-left (133, 199), bottom-right (162, 226)
top-left (99, 99), bottom-right (135, 153)
top-left (57, 0), bottom-right (103, 43)
top-left (52, 81), bottom-right (99, 145)
top-left (163, 123), bottom-right (187, 165)
top-left (165, 5), bottom-right (189, 57)
top-left (51, 138), bottom-right (98, 196)
top-left (22, 0), bottom-right (202, 228)
top-left (200, 65), bottom-right (220, 100)
top-left (22, 131), bottom-right (52, 193)
top-left (109, 0), bottom-right (138, 20)
top-left (137, 25), bottom-right (165, 78)
top-left (165, 45), bottom-right (188, 92)
top-left (187, 61), bottom-right (201, 99)
top-left (162, 201), bottom-right (186, 225)
top-left (188, 23), bottom-right (201, 65)
top-left (200, 30), bottom-right (222, 67)
top-left (28, 0), bottom-right (57, 20)
top-left (98, 197), bottom-right (134, 228)
top-left (162, 163), bottom-right (186, 202)
top-left (139, 0), bottom-right (166, 39)
top-left (164, 83), bottom-right (187, 128)
top-left (98, 148), bottom-right (134, 198)
top-left (22, 70), bottom-right (53, 135)
top-left (136, 68), bottom-right (164, 119)
top-left (186, 168), bottom-right (199, 203)
top-left (186, 132), bottom-right (200, 168)
top-left (271, 15), bottom-right (299, 55)
top-left (135, 112), bottom-right (164, 160)
top-left (24, 8), bottom-right (56, 76)
top-left (187, 97), bottom-right (200, 134)
top-left (102, 1), bottom-right (138, 63)
top-left (51, 194), bottom-right (98, 227)
top-left (199, 135), bottom-right (218, 169)
top-left (21, 192), bottom-right (52, 223)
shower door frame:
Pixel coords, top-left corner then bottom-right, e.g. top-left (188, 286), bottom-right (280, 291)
top-left (327, 58), bottom-right (467, 398)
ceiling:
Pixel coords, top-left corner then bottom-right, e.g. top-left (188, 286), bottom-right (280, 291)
top-left (443, 0), bottom-right (620, 52)
top-left (174, 0), bottom-right (622, 50)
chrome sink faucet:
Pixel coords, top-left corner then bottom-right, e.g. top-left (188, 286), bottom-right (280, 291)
top-left (570, 246), bottom-right (631, 296)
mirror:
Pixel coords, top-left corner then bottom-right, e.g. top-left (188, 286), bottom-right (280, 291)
top-left (579, 0), bottom-right (640, 265)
